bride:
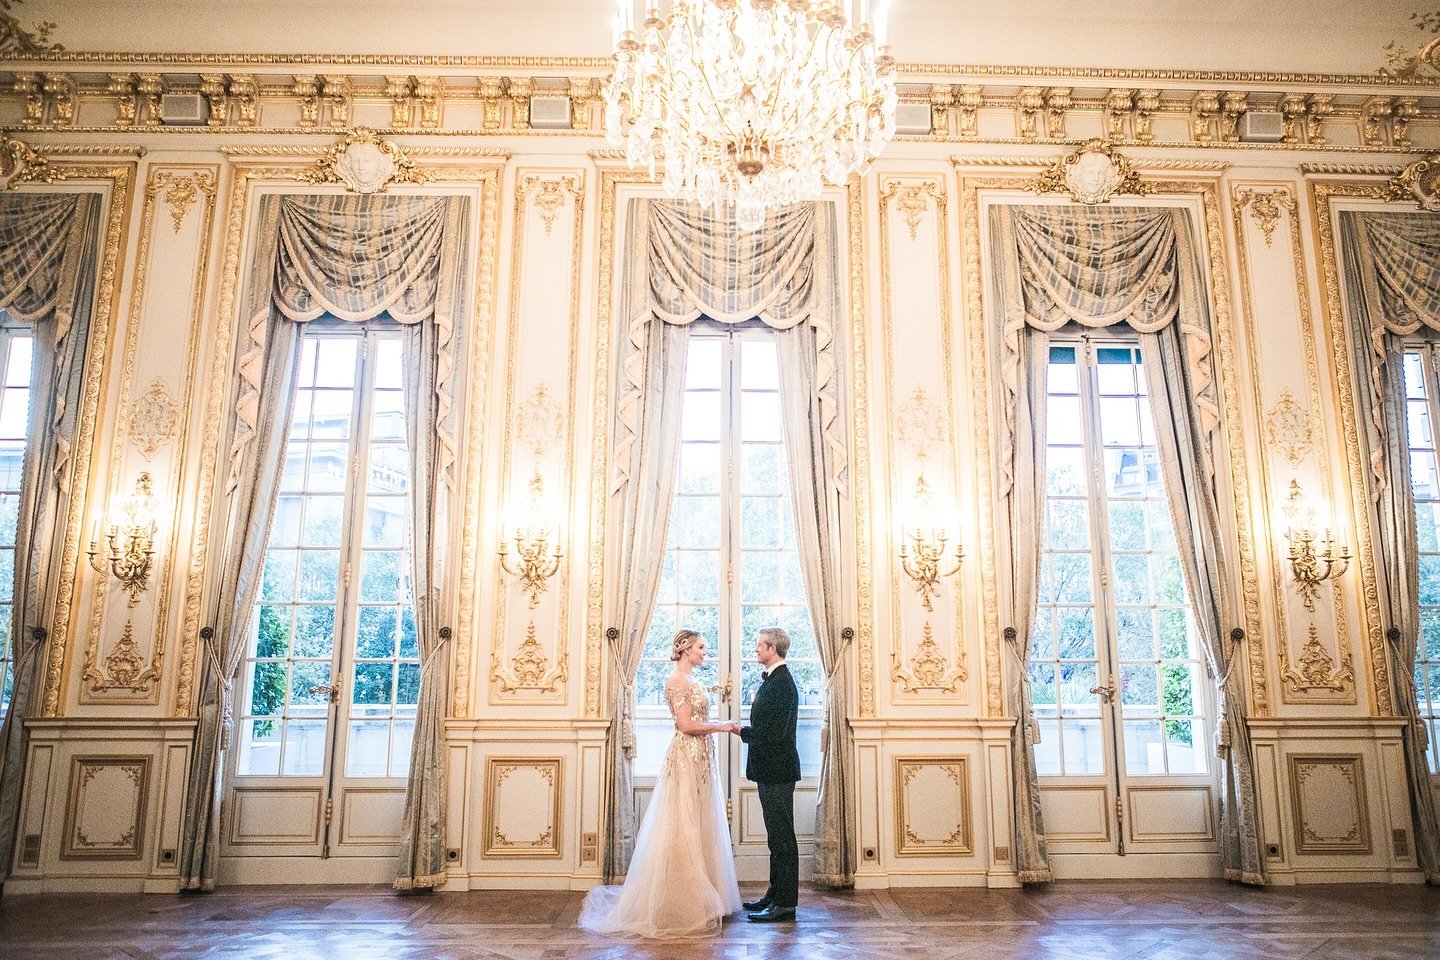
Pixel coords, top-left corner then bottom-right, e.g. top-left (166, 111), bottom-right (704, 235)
top-left (579, 629), bottom-right (742, 938)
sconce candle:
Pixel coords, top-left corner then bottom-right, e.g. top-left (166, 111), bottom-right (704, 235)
top-left (87, 472), bottom-right (159, 607)
top-left (898, 525), bottom-right (963, 612)
top-left (1282, 480), bottom-right (1350, 612)
top-left (499, 525), bottom-right (562, 609)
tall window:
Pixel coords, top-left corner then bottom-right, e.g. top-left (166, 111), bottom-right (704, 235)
top-left (1400, 346), bottom-right (1440, 772)
top-left (0, 327), bottom-right (31, 716)
top-left (1030, 340), bottom-right (1209, 777)
top-left (634, 329), bottom-right (823, 776)
top-left (237, 328), bottom-right (418, 778)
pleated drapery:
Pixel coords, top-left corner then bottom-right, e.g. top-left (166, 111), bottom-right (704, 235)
top-left (777, 322), bottom-right (855, 887)
top-left (178, 194), bottom-right (469, 892)
top-left (0, 192), bottom-right (102, 880)
top-left (1339, 210), bottom-right (1440, 883)
top-left (604, 199), bottom-right (853, 884)
top-left (990, 204), bottom-right (1264, 885)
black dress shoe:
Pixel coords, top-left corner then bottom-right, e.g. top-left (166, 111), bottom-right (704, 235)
top-left (741, 896), bottom-right (771, 911)
top-left (746, 905), bottom-right (796, 923)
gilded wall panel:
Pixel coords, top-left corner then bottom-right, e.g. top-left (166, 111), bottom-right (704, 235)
top-left (81, 163), bottom-right (219, 708)
top-left (1230, 182), bottom-right (1357, 706)
top-left (1288, 754), bottom-right (1371, 854)
top-left (877, 174), bottom-right (970, 705)
top-left (482, 757), bottom-right (562, 858)
top-left (60, 756), bottom-right (150, 859)
top-left (894, 757), bottom-right (973, 856)
top-left (490, 169), bottom-right (584, 707)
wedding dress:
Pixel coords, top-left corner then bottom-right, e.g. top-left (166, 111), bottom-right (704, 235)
top-left (579, 678), bottom-right (741, 938)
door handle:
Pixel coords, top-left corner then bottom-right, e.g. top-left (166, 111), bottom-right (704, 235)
top-left (709, 675), bottom-right (734, 704)
top-left (306, 680), bottom-right (342, 705)
top-left (1088, 679), bottom-right (1117, 704)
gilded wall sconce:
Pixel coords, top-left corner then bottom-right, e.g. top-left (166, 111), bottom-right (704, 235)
top-left (899, 472), bottom-right (963, 612)
top-left (499, 469), bottom-right (563, 609)
top-left (1283, 479), bottom-right (1349, 612)
top-left (87, 472), bottom-right (159, 607)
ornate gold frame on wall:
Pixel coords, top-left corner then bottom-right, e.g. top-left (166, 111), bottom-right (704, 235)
top-left (1229, 182), bottom-right (1356, 706)
top-left (877, 174), bottom-right (971, 705)
top-left (1305, 174), bottom-right (1422, 718)
top-left (488, 169), bottom-right (585, 707)
top-left (11, 155), bottom-right (139, 718)
top-left (588, 169), bottom-right (877, 721)
top-left (955, 165), bottom-right (1262, 720)
top-left (80, 163), bottom-right (220, 707)
top-left (158, 145), bottom-right (506, 719)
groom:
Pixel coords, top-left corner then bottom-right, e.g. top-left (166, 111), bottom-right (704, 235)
top-left (733, 626), bottom-right (800, 923)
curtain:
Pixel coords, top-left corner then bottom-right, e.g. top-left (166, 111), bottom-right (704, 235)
top-left (990, 204), bottom-right (1260, 883)
top-left (1339, 211), bottom-right (1440, 882)
top-left (997, 331), bottom-right (1052, 883)
top-left (1141, 326), bottom-right (1265, 884)
top-left (777, 322), bottom-right (853, 886)
top-left (395, 196), bottom-right (470, 890)
top-left (179, 194), bottom-right (469, 891)
top-left (604, 199), bottom-right (850, 881)
top-left (0, 192), bottom-right (101, 879)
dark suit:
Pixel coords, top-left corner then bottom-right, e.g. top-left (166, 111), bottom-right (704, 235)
top-left (740, 662), bottom-right (800, 908)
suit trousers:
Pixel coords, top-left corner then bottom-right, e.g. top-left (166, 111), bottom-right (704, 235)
top-left (757, 780), bottom-right (799, 908)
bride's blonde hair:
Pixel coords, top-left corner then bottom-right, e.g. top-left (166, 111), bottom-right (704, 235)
top-left (670, 629), bottom-right (701, 661)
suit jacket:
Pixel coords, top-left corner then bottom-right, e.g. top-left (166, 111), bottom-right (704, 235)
top-left (740, 663), bottom-right (800, 784)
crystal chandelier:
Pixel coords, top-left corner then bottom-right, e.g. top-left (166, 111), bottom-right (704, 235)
top-left (606, 1), bottom-right (897, 231)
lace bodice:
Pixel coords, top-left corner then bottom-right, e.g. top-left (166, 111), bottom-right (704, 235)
top-left (661, 679), bottom-right (714, 785)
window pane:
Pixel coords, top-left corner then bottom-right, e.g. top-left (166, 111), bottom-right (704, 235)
top-left (686, 339), bottom-right (723, 389)
top-left (679, 442), bottom-right (721, 494)
top-left (740, 393), bottom-right (782, 442)
top-left (740, 340), bottom-right (779, 389)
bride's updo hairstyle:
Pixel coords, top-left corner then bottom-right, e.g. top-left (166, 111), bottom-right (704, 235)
top-left (670, 629), bottom-right (701, 661)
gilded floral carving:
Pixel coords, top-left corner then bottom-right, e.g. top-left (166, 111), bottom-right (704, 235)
top-left (1281, 625), bottom-right (1354, 694)
top-left (1236, 188), bottom-right (1285, 247)
top-left (82, 621), bottom-right (160, 694)
top-left (892, 621), bottom-right (966, 694)
top-left (1263, 389), bottom-right (1312, 468)
top-left (0, 134), bottom-right (53, 190)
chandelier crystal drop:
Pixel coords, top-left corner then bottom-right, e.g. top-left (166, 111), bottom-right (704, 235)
top-left (606, 0), bottom-right (897, 232)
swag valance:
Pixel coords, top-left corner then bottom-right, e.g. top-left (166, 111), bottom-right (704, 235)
top-left (992, 205), bottom-right (1219, 496)
top-left (0, 193), bottom-right (92, 331)
top-left (231, 195), bottom-right (465, 498)
top-left (615, 200), bottom-right (844, 495)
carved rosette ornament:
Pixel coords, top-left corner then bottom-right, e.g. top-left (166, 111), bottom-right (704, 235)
top-left (0, 135), bottom-right (53, 190)
top-left (894, 387), bottom-right (946, 463)
top-left (1027, 139), bottom-right (1153, 205)
top-left (1236, 188), bottom-right (1285, 247)
top-left (303, 126), bottom-right (426, 194)
top-left (1384, 154), bottom-right (1440, 212)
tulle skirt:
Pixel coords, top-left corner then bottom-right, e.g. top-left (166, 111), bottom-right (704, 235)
top-left (579, 747), bottom-right (741, 938)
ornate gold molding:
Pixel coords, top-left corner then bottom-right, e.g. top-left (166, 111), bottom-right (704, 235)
top-left (960, 174), bottom-right (1264, 718)
top-left (483, 757), bottom-right (562, 858)
top-left (30, 163), bottom-right (135, 717)
top-left (0, 134), bottom-right (53, 188)
top-left (895, 757), bottom-right (972, 856)
top-left (81, 621), bottom-right (160, 693)
top-left (1235, 188), bottom-right (1284, 246)
top-left (1308, 178), bottom-right (1401, 716)
top-left (1263, 389), bottom-right (1313, 468)
top-left (153, 171), bottom-right (211, 232)
top-left (882, 181), bottom-right (940, 241)
top-left (847, 178), bottom-right (878, 719)
top-left (1026, 139), bottom-right (1153, 204)
top-left (892, 622), bottom-right (967, 694)
top-left (1280, 625), bottom-right (1355, 694)
top-left (1381, 153), bottom-right (1440, 211)
top-left (301, 126), bottom-right (426, 193)
top-left (491, 621), bottom-right (567, 694)
top-left (173, 155), bottom-right (504, 717)
top-left (125, 378), bottom-right (181, 462)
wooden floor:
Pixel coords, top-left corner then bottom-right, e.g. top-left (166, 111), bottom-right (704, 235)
top-left (0, 880), bottom-right (1436, 959)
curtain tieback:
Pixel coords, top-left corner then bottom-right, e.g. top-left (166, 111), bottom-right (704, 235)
top-left (421, 626), bottom-right (453, 675)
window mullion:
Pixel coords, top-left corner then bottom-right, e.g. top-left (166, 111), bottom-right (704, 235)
top-left (1078, 339), bottom-right (1119, 689)
top-left (332, 330), bottom-right (376, 748)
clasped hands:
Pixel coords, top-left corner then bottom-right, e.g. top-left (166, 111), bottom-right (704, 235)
top-left (718, 721), bottom-right (742, 735)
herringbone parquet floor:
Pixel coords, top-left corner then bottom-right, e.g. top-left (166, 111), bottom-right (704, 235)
top-left (0, 880), bottom-right (1436, 959)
